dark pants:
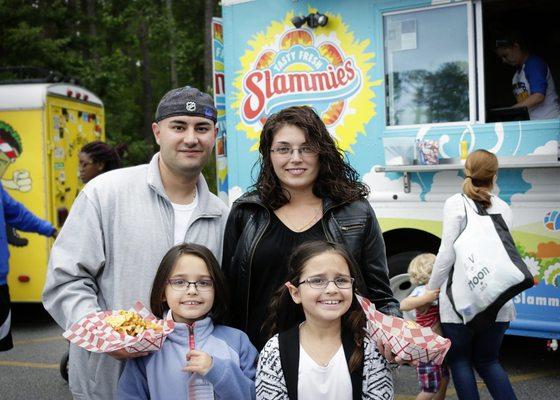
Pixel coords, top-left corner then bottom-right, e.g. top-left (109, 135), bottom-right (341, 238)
top-left (0, 284), bottom-right (14, 351)
top-left (441, 322), bottom-right (516, 400)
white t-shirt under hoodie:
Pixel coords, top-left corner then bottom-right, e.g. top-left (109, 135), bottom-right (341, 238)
top-left (171, 189), bottom-right (198, 245)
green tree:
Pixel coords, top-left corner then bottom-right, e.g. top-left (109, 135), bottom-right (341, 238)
top-left (0, 0), bottom-right (220, 192)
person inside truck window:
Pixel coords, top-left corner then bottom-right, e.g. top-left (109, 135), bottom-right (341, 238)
top-left (222, 105), bottom-right (400, 351)
top-left (78, 140), bottom-right (127, 184)
top-left (495, 32), bottom-right (560, 120)
top-left (427, 150), bottom-right (517, 400)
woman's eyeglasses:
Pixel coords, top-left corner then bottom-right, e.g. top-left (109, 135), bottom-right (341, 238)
top-left (297, 276), bottom-right (354, 289)
top-left (167, 278), bottom-right (214, 291)
top-left (270, 146), bottom-right (318, 158)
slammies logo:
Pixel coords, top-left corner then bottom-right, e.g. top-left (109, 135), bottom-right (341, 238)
top-left (241, 40), bottom-right (361, 123)
top-left (233, 11), bottom-right (380, 152)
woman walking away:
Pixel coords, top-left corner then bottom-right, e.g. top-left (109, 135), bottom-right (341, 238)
top-left (427, 150), bottom-right (517, 400)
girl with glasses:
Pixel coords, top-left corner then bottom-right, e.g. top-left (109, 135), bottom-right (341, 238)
top-left (222, 105), bottom-right (400, 351)
top-left (117, 243), bottom-right (258, 400)
top-left (256, 241), bottom-right (393, 400)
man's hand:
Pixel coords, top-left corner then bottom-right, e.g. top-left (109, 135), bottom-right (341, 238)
top-left (107, 348), bottom-right (148, 360)
top-left (182, 350), bottom-right (213, 376)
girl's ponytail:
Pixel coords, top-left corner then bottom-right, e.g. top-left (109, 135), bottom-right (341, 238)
top-left (462, 149), bottom-right (498, 209)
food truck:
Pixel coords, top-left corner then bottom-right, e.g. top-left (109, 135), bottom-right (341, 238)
top-left (216, 0), bottom-right (560, 341)
top-left (0, 76), bottom-right (104, 302)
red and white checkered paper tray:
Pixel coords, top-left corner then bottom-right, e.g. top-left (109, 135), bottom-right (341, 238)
top-left (63, 301), bottom-right (175, 354)
top-left (356, 294), bottom-right (451, 365)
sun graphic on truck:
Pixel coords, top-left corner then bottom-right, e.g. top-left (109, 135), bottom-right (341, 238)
top-left (233, 10), bottom-right (381, 152)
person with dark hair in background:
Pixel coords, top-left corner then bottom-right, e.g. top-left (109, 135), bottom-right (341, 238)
top-left (0, 182), bottom-right (57, 351)
top-left (495, 32), bottom-right (560, 120)
top-left (222, 105), bottom-right (400, 351)
top-left (78, 140), bottom-right (127, 184)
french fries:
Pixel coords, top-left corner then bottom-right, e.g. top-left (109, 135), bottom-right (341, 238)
top-left (105, 310), bottom-right (162, 336)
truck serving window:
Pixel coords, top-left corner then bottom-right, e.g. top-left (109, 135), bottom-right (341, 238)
top-left (483, 0), bottom-right (560, 122)
top-left (383, 4), bottom-right (470, 126)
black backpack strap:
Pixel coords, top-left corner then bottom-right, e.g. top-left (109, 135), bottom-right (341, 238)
top-left (278, 326), bottom-right (300, 400)
top-left (342, 329), bottom-right (364, 400)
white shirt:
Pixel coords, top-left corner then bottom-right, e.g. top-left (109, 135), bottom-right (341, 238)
top-left (297, 345), bottom-right (352, 400)
top-left (512, 56), bottom-right (560, 120)
top-left (427, 193), bottom-right (516, 323)
top-left (171, 190), bottom-right (198, 245)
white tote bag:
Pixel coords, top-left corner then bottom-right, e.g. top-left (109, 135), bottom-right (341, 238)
top-left (447, 195), bottom-right (533, 331)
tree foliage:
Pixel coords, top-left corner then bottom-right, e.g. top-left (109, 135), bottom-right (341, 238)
top-left (0, 0), bottom-right (218, 192)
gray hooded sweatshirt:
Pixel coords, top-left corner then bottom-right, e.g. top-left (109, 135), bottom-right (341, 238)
top-left (42, 153), bottom-right (229, 400)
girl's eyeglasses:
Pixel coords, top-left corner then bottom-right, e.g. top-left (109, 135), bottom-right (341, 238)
top-left (167, 278), bottom-right (214, 292)
top-left (297, 276), bottom-right (354, 289)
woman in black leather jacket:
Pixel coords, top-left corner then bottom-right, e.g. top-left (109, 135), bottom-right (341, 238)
top-left (222, 106), bottom-right (400, 349)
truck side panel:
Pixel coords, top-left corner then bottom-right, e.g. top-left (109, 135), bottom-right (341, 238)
top-left (1, 109), bottom-right (51, 302)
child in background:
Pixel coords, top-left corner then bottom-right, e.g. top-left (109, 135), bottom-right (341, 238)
top-left (256, 241), bottom-right (393, 400)
top-left (117, 243), bottom-right (258, 400)
top-left (400, 253), bottom-right (448, 400)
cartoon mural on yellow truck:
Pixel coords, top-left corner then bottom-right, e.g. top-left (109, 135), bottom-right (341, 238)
top-left (0, 82), bottom-right (104, 302)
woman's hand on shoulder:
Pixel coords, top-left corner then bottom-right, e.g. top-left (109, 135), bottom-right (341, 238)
top-left (183, 349), bottom-right (213, 376)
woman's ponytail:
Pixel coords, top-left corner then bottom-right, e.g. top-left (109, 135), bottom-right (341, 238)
top-left (462, 149), bottom-right (498, 209)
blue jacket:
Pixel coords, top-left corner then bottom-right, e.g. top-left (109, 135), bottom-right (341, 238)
top-left (117, 316), bottom-right (258, 400)
top-left (0, 184), bottom-right (55, 284)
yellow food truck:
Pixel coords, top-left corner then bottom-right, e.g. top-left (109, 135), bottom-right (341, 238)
top-left (0, 79), bottom-right (104, 302)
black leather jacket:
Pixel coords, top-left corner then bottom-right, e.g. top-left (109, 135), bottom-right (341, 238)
top-left (222, 192), bottom-right (401, 331)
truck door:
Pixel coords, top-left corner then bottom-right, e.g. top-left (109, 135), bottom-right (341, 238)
top-left (46, 95), bottom-right (104, 229)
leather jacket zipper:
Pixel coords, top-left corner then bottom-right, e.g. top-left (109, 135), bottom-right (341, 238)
top-left (340, 223), bottom-right (365, 231)
top-left (321, 201), bottom-right (345, 241)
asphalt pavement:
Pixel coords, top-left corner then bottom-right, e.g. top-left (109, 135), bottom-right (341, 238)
top-left (1, 304), bottom-right (559, 399)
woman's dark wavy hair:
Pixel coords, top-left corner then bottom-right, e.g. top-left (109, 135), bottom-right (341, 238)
top-left (80, 141), bottom-right (127, 172)
top-left (253, 106), bottom-right (370, 209)
top-left (263, 240), bottom-right (367, 372)
top-left (149, 243), bottom-right (229, 324)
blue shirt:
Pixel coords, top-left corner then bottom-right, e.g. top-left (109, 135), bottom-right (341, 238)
top-left (0, 183), bottom-right (55, 284)
top-left (117, 316), bottom-right (258, 400)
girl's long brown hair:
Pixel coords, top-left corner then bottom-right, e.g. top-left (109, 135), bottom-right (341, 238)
top-left (254, 106), bottom-right (370, 209)
top-left (263, 241), bottom-right (367, 372)
top-left (149, 243), bottom-right (229, 324)
top-left (463, 149), bottom-right (498, 209)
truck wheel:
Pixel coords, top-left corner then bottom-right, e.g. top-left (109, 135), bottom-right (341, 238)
top-left (60, 350), bottom-right (69, 382)
top-left (388, 251), bottom-right (422, 320)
